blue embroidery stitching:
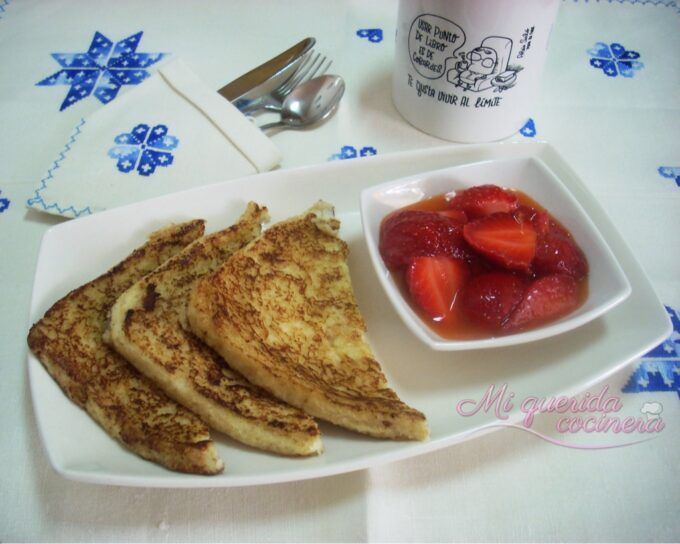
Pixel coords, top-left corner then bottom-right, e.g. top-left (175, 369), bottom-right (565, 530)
top-left (622, 306), bottom-right (680, 399)
top-left (519, 118), bottom-right (537, 138)
top-left (328, 145), bottom-right (378, 161)
top-left (587, 42), bottom-right (643, 77)
top-left (658, 166), bottom-right (680, 187)
top-left (0, 0), bottom-right (11, 19)
top-left (108, 123), bottom-right (179, 176)
top-left (26, 118), bottom-right (93, 217)
top-left (356, 29), bottom-right (384, 43)
top-left (0, 190), bottom-right (9, 213)
top-left (36, 31), bottom-right (167, 111)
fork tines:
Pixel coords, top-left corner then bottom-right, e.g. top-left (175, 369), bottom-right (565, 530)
top-left (276, 50), bottom-right (332, 99)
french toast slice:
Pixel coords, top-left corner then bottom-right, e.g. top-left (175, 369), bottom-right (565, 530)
top-left (28, 220), bottom-right (224, 475)
top-left (106, 202), bottom-right (322, 456)
top-left (187, 202), bottom-right (429, 441)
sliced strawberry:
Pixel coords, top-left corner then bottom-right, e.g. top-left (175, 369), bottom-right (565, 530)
top-left (463, 213), bottom-right (537, 272)
top-left (405, 256), bottom-right (469, 320)
top-left (533, 220), bottom-right (588, 280)
top-left (379, 210), bottom-right (470, 270)
top-left (504, 274), bottom-right (579, 331)
top-left (459, 271), bottom-right (525, 330)
top-left (448, 184), bottom-right (519, 219)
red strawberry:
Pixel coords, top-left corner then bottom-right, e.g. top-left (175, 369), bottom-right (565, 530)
top-left (504, 274), bottom-right (579, 331)
top-left (533, 220), bottom-right (588, 280)
top-left (405, 256), bottom-right (469, 320)
top-left (459, 271), bottom-right (525, 330)
top-left (463, 213), bottom-right (537, 272)
top-left (448, 184), bottom-right (519, 219)
top-left (534, 215), bottom-right (551, 237)
top-left (379, 210), bottom-right (470, 270)
top-left (513, 205), bottom-right (550, 236)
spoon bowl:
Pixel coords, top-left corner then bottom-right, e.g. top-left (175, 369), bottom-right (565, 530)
top-left (259, 74), bottom-right (345, 131)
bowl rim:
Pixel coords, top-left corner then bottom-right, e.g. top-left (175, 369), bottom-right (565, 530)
top-left (359, 156), bottom-right (632, 351)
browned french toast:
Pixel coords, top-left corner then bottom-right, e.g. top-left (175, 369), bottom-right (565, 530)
top-left (27, 220), bottom-right (224, 475)
top-left (106, 202), bottom-right (322, 456)
top-left (187, 201), bottom-right (429, 441)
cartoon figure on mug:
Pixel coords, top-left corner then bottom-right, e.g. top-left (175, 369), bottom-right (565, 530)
top-left (447, 36), bottom-right (521, 92)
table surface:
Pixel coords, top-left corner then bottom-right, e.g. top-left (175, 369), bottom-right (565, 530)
top-left (2, 0), bottom-right (679, 541)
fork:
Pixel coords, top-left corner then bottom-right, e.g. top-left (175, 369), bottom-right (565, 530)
top-left (239, 51), bottom-right (332, 114)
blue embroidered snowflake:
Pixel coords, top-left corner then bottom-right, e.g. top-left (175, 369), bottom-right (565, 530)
top-left (108, 124), bottom-right (179, 177)
top-left (329, 145), bottom-right (378, 161)
top-left (356, 28), bottom-right (383, 43)
top-left (36, 31), bottom-right (167, 111)
top-left (0, 190), bottom-right (9, 213)
top-left (623, 306), bottom-right (680, 399)
top-left (658, 166), bottom-right (680, 187)
top-left (519, 118), bottom-right (536, 138)
top-left (587, 42), bottom-right (643, 78)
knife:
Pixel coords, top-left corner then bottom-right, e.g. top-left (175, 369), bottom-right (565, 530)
top-left (217, 37), bottom-right (315, 106)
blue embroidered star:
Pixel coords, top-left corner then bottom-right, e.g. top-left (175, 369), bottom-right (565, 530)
top-left (0, 189), bottom-right (9, 213)
top-left (108, 123), bottom-right (179, 177)
top-left (587, 42), bottom-right (643, 78)
top-left (329, 145), bottom-right (378, 161)
top-left (658, 166), bottom-right (680, 188)
top-left (519, 118), bottom-right (536, 138)
top-left (623, 306), bottom-right (680, 399)
top-left (36, 31), bottom-right (168, 111)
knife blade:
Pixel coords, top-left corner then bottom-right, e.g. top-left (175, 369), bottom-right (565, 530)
top-left (217, 37), bottom-right (315, 105)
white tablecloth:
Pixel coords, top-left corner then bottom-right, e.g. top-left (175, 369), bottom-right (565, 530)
top-left (1, 0), bottom-right (679, 541)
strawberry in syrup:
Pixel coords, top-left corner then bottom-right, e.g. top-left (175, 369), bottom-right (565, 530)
top-left (463, 213), bottom-right (537, 273)
top-left (379, 210), bottom-right (470, 270)
top-left (448, 184), bottom-right (519, 219)
top-left (405, 256), bottom-right (469, 320)
top-left (533, 220), bottom-right (589, 280)
top-left (378, 184), bottom-right (589, 339)
top-left (459, 272), bottom-right (525, 329)
top-left (504, 274), bottom-right (580, 331)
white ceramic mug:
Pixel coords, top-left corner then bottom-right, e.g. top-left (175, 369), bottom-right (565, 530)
top-left (392, 0), bottom-right (560, 142)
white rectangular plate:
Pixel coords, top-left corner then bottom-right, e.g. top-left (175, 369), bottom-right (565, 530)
top-left (28, 142), bottom-right (671, 488)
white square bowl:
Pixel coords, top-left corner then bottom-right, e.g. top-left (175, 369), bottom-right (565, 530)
top-left (360, 156), bottom-right (632, 351)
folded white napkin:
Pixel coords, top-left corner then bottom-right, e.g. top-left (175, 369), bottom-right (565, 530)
top-left (27, 59), bottom-right (282, 218)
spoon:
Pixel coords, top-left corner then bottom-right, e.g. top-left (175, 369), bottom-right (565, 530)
top-left (258, 74), bottom-right (345, 131)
